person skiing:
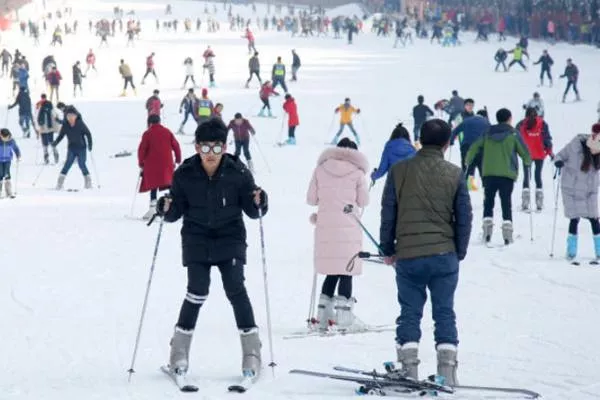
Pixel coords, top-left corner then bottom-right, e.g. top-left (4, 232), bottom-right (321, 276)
top-left (412, 95), bottom-right (433, 144)
top-left (182, 57), bottom-right (196, 88)
top-left (178, 88), bottom-right (198, 134)
top-left (379, 119), bottom-right (473, 386)
top-left (242, 27), bottom-right (256, 54)
top-left (271, 56), bottom-right (288, 93)
top-left (446, 90), bottom-right (464, 124)
top-left (156, 118), bottom-right (268, 384)
top-left (523, 92), bottom-right (545, 118)
top-left (466, 108), bottom-right (531, 245)
top-left (516, 107), bottom-right (553, 212)
top-left (371, 123), bottom-right (416, 184)
top-left (245, 52), bottom-right (261, 88)
top-left (8, 86), bottom-right (34, 138)
top-left (0, 128), bottom-right (21, 199)
top-left (282, 93), bottom-right (299, 145)
top-left (196, 88), bottom-right (214, 125)
top-left (35, 94), bottom-right (60, 164)
top-left (146, 89), bottom-right (163, 118)
top-left (85, 49), bottom-right (97, 74)
top-left (119, 59), bottom-right (136, 96)
top-left (306, 138), bottom-right (369, 332)
top-left (52, 106), bottom-right (93, 190)
top-left (72, 61), bottom-right (85, 97)
top-left (141, 52), bottom-right (158, 84)
top-left (451, 98), bottom-right (474, 128)
top-left (227, 112), bottom-right (256, 172)
top-left (291, 49), bottom-right (300, 82)
top-left (11, 63), bottom-right (21, 95)
top-left (533, 49), bottom-right (553, 87)
top-left (554, 124), bottom-right (600, 262)
top-left (46, 65), bottom-right (62, 103)
top-left (202, 46), bottom-right (216, 88)
top-left (137, 114), bottom-right (182, 220)
top-left (258, 81), bottom-right (278, 117)
top-left (213, 103), bottom-right (224, 121)
top-left (331, 98), bottom-right (360, 145)
top-left (1, 48), bottom-right (12, 76)
top-left (494, 48), bottom-right (508, 72)
top-left (560, 58), bottom-right (579, 103)
top-left (507, 44), bottom-right (529, 71)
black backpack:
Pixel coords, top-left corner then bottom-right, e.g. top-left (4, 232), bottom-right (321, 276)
top-left (38, 101), bottom-right (53, 127)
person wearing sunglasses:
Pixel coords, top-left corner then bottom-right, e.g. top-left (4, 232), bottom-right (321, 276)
top-left (156, 118), bottom-right (268, 383)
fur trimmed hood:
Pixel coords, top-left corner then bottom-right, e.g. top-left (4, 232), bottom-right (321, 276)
top-left (317, 147), bottom-right (369, 177)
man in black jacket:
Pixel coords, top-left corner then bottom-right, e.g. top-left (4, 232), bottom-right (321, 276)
top-left (8, 86), bottom-right (35, 138)
top-left (291, 49), bottom-right (300, 81)
top-left (412, 95), bottom-right (433, 144)
top-left (157, 118), bottom-right (268, 383)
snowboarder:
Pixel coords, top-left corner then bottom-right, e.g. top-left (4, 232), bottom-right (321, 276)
top-left (560, 58), bottom-right (579, 103)
top-left (141, 52), bottom-right (158, 84)
top-left (258, 81), bottom-right (278, 117)
top-left (282, 93), bottom-right (299, 145)
top-left (271, 56), bottom-right (288, 93)
top-left (516, 107), bottom-right (553, 211)
top-left (245, 52), bottom-right (261, 88)
top-left (554, 124), bottom-right (600, 261)
top-left (52, 106), bottom-right (93, 190)
top-left (371, 123), bottom-right (416, 183)
top-left (35, 94), bottom-right (60, 164)
top-left (72, 61), bottom-right (85, 98)
top-left (119, 59), bottom-right (136, 96)
top-left (331, 98), bottom-right (360, 145)
top-left (227, 112), bottom-right (256, 172)
top-left (146, 89), bottom-right (163, 118)
top-left (182, 57), bottom-right (196, 88)
top-left (0, 128), bottom-right (21, 198)
top-left (379, 119), bottom-right (473, 386)
top-left (196, 88), bottom-right (214, 125)
top-left (533, 49), bottom-right (553, 87)
top-left (306, 138), bottom-right (369, 332)
top-left (137, 114), bottom-right (182, 220)
top-left (156, 118), bottom-right (267, 383)
top-left (466, 108), bottom-right (531, 244)
top-left (8, 86), bottom-right (34, 138)
top-left (291, 49), bottom-right (300, 81)
top-left (178, 89), bottom-right (198, 134)
top-left (412, 95), bottom-right (433, 144)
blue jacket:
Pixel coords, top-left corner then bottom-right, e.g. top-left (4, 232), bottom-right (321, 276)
top-left (18, 68), bottom-right (28, 87)
top-left (450, 115), bottom-right (490, 149)
top-left (0, 138), bottom-right (21, 163)
top-left (371, 138), bottom-right (416, 181)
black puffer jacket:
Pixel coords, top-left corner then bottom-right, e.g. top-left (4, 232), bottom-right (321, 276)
top-left (164, 154), bottom-right (268, 266)
top-left (53, 116), bottom-right (92, 150)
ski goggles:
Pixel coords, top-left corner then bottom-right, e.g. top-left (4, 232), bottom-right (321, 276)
top-left (199, 143), bottom-right (223, 155)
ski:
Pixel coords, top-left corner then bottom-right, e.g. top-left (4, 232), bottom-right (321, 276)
top-left (227, 369), bottom-right (257, 393)
top-left (255, 114), bottom-right (277, 119)
top-left (284, 324), bottom-right (394, 340)
top-left (570, 259), bottom-right (598, 266)
top-left (160, 365), bottom-right (199, 392)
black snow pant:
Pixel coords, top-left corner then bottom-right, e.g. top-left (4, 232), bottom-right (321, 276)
top-left (460, 145), bottom-right (482, 177)
top-left (288, 125), bottom-right (296, 138)
top-left (564, 80), bottom-right (579, 97)
top-left (540, 67), bottom-right (552, 83)
top-left (569, 218), bottom-right (600, 235)
top-left (483, 176), bottom-right (514, 221)
top-left (176, 259), bottom-right (257, 331)
top-left (523, 159), bottom-right (544, 189)
top-left (321, 275), bottom-right (352, 298)
top-left (234, 139), bottom-right (251, 160)
top-left (261, 98), bottom-right (271, 111)
top-left (495, 60), bottom-right (507, 71)
top-left (183, 75), bottom-right (196, 86)
top-left (509, 59), bottom-right (527, 70)
top-left (142, 67), bottom-right (157, 81)
top-left (246, 70), bottom-right (261, 85)
top-left (123, 77), bottom-right (135, 89)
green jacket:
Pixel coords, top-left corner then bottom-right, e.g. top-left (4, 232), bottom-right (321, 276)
top-left (466, 123), bottom-right (531, 180)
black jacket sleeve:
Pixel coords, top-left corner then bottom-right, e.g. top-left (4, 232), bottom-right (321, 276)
top-left (379, 171), bottom-right (397, 257)
top-left (239, 167), bottom-right (268, 219)
top-left (82, 122), bottom-right (93, 150)
top-left (453, 176), bottom-right (473, 261)
top-left (163, 169), bottom-right (187, 223)
top-left (53, 125), bottom-right (66, 147)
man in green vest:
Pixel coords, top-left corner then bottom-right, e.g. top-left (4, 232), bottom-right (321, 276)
top-left (508, 44), bottom-right (529, 71)
top-left (271, 56), bottom-right (288, 93)
top-left (196, 88), bottom-right (214, 125)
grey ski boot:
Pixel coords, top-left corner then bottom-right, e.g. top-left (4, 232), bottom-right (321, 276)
top-left (53, 147), bottom-right (59, 164)
top-left (437, 344), bottom-right (458, 386)
top-left (56, 174), bottom-right (66, 190)
top-left (482, 217), bottom-right (493, 243)
top-left (247, 159), bottom-right (255, 174)
top-left (84, 175), bottom-right (92, 189)
top-left (168, 327), bottom-right (194, 373)
top-left (535, 189), bottom-right (543, 211)
top-left (0, 180), bottom-right (3, 198)
top-left (240, 327), bottom-right (261, 378)
top-left (334, 296), bottom-right (365, 332)
top-left (521, 188), bottom-right (530, 211)
top-left (396, 342), bottom-right (419, 380)
top-left (5, 180), bottom-right (13, 198)
top-left (502, 220), bottom-right (514, 245)
top-left (143, 200), bottom-right (157, 220)
top-left (315, 293), bottom-right (335, 331)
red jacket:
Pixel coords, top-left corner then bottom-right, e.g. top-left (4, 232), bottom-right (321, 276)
top-left (138, 124), bottom-right (182, 192)
top-left (227, 118), bottom-right (255, 141)
top-left (244, 29), bottom-right (254, 42)
top-left (518, 116), bottom-right (552, 160)
top-left (47, 70), bottom-right (62, 86)
top-left (86, 53), bottom-right (95, 65)
top-left (259, 84), bottom-right (278, 100)
top-left (146, 55), bottom-right (154, 68)
top-left (283, 97), bottom-right (299, 127)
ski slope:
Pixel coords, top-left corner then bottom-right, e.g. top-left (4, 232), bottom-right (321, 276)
top-left (1, 0), bottom-right (600, 399)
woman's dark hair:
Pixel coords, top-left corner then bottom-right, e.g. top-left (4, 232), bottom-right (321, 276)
top-left (337, 137), bottom-right (358, 150)
top-left (581, 140), bottom-right (600, 172)
top-left (390, 123), bottom-right (410, 142)
top-left (525, 107), bottom-right (537, 130)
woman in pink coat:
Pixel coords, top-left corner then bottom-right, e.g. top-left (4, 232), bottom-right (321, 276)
top-left (306, 138), bottom-right (369, 332)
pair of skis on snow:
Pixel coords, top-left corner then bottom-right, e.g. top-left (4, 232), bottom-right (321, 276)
top-left (161, 365), bottom-right (257, 393)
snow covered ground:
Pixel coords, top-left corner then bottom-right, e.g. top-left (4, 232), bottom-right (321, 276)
top-left (1, 0), bottom-right (600, 399)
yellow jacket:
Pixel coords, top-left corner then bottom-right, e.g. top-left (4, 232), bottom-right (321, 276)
top-left (336, 104), bottom-right (358, 124)
top-left (119, 63), bottom-right (132, 78)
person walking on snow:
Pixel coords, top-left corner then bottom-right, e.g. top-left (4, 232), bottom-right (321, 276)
top-left (271, 57), bottom-right (288, 93)
top-left (0, 128), bottom-right (21, 199)
top-left (227, 112), bottom-right (256, 172)
top-left (331, 98), bottom-right (360, 145)
top-left (560, 58), bottom-right (579, 103)
top-left (203, 46), bottom-right (216, 88)
top-left (178, 88), bottom-right (198, 134)
top-left (142, 52), bottom-right (158, 84)
top-left (466, 108), bottom-right (531, 245)
top-left (554, 124), bottom-right (600, 261)
top-left (52, 106), bottom-right (94, 190)
top-left (306, 138), bottom-right (369, 332)
top-left (17, 62), bottom-right (29, 90)
top-left (379, 119), bottom-right (473, 387)
top-left (137, 114), bottom-right (182, 220)
top-left (35, 94), bottom-right (60, 164)
top-left (182, 57), bottom-right (196, 88)
top-left (412, 95), bottom-right (434, 144)
top-left (516, 107), bottom-right (553, 212)
top-left (8, 86), bottom-right (35, 138)
top-left (156, 118), bottom-right (268, 383)
top-left (245, 52), bottom-right (262, 88)
top-left (47, 65), bottom-right (62, 103)
top-left (523, 92), bottom-right (545, 118)
top-left (146, 89), bottom-right (164, 118)
top-left (85, 49), bottom-right (97, 74)
top-left (258, 81), bottom-right (278, 117)
top-left (291, 49), bottom-right (300, 81)
top-left (533, 49), bottom-right (553, 87)
top-left (119, 59), bottom-right (136, 96)
top-left (282, 93), bottom-right (299, 145)
top-left (72, 61), bottom-right (85, 98)
top-left (371, 123), bottom-right (416, 184)
top-left (196, 88), bottom-right (214, 125)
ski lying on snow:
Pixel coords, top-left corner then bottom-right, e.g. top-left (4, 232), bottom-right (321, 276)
top-left (160, 365), bottom-right (199, 392)
top-left (283, 324), bottom-right (395, 339)
top-left (227, 369), bottom-right (257, 393)
top-left (569, 259), bottom-right (599, 266)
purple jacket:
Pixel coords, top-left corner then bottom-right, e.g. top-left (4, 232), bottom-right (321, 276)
top-left (0, 138), bottom-right (21, 162)
top-left (227, 119), bottom-right (256, 141)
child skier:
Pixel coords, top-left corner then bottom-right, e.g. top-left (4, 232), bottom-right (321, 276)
top-left (227, 112), bottom-right (256, 172)
top-left (494, 48), bottom-right (508, 72)
top-left (533, 49), bottom-right (553, 87)
top-left (178, 88), bottom-right (198, 134)
top-left (141, 52), bottom-right (158, 84)
top-left (0, 128), bottom-right (21, 198)
top-left (331, 98), bottom-right (360, 145)
top-left (282, 93), bottom-right (299, 145)
top-left (203, 46), bottom-right (216, 88)
top-left (182, 57), bottom-right (196, 88)
top-left (258, 81), bottom-right (278, 117)
top-left (35, 94), bottom-right (60, 164)
top-left (554, 124), bottom-right (600, 262)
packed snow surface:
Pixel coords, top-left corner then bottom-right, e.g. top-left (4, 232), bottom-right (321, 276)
top-left (2, 0), bottom-right (600, 399)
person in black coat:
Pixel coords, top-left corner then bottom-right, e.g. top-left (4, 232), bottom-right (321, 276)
top-left (52, 106), bottom-right (93, 189)
top-left (412, 95), bottom-right (433, 143)
top-left (72, 61), bottom-right (85, 97)
top-left (560, 58), bottom-right (580, 102)
top-left (494, 48), bottom-right (508, 72)
top-left (291, 49), bottom-right (300, 81)
top-left (8, 86), bottom-right (35, 138)
top-left (156, 118), bottom-right (268, 379)
top-left (533, 49), bottom-right (553, 87)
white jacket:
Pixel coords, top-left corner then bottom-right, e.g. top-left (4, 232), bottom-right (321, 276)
top-left (526, 98), bottom-right (545, 117)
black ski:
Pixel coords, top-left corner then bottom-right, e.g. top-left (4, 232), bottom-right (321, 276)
top-left (160, 365), bottom-right (199, 392)
top-left (228, 370), bottom-right (256, 393)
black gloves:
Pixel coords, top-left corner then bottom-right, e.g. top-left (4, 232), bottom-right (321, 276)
top-left (156, 195), bottom-right (171, 216)
top-left (255, 189), bottom-right (268, 209)
top-left (554, 160), bottom-right (564, 169)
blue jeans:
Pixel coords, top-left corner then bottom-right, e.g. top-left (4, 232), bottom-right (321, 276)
top-left (181, 110), bottom-right (194, 126)
top-left (61, 148), bottom-right (89, 176)
top-left (335, 123), bottom-right (359, 139)
top-left (272, 77), bottom-right (288, 93)
top-left (19, 113), bottom-right (32, 133)
top-left (234, 139), bottom-right (251, 160)
top-left (395, 253), bottom-right (459, 346)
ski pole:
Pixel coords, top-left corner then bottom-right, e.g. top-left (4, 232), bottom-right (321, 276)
top-left (306, 271), bottom-right (317, 328)
top-left (89, 151), bottom-right (101, 188)
top-left (32, 163), bottom-right (46, 186)
top-left (251, 135), bottom-right (271, 172)
top-left (528, 167), bottom-right (534, 241)
top-left (14, 159), bottom-right (19, 196)
top-left (549, 167), bottom-right (561, 257)
top-left (129, 173), bottom-right (142, 218)
top-left (127, 215), bottom-right (165, 382)
top-left (343, 204), bottom-right (384, 254)
top-left (257, 207), bottom-right (276, 376)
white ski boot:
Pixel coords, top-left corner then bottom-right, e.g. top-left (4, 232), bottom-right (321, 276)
top-left (482, 217), bottom-right (493, 243)
top-left (168, 327), bottom-right (194, 373)
top-left (143, 200), bottom-right (157, 220)
top-left (56, 174), bottom-right (66, 190)
top-left (5, 180), bottom-right (14, 198)
top-left (535, 189), bottom-right (543, 211)
top-left (333, 296), bottom-right (365, 332)
top-left (437, 344), bottom-right (458, 386)
top-left (521, 188), bottom-right (530, 211)
top-left (396, 342), bottom-right (419, 380)
top-left (247, 160), bottom-right (255, 174)
top-left (84, 175), bottom-right (92, 189)
top-left (315, 293), bottom-right (335, 331)
top-left (240, 327), bottom-right (261, 378)
top-left (501, 220), bottom-right (513, 245)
